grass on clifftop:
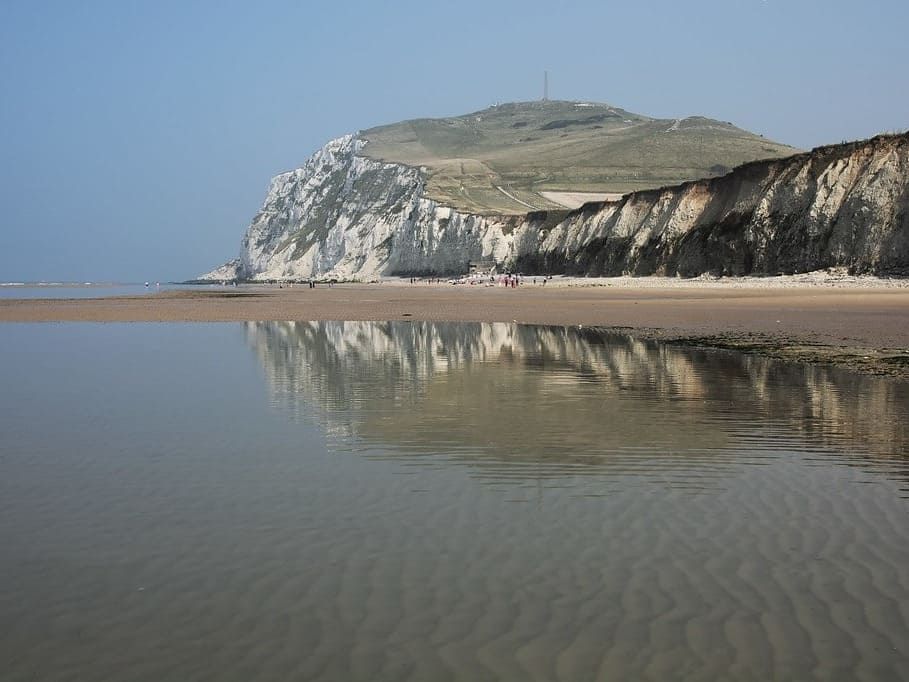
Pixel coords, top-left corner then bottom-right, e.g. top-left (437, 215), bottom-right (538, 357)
top-left (360, 100), bottom-right (798, 214)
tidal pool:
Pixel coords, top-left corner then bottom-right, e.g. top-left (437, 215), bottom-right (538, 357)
top-left (1, 322), bottom-right (907, 681)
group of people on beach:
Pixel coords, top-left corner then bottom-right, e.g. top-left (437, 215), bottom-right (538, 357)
top-left (275, 280), bottom-right (331, 289)
top-left (408, 273), bottom-right (553, 287)
top-left (485, 274), bottom-right (550, 287)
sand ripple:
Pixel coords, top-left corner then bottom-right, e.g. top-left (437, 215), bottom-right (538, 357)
top-left (0, 322), bottom-right (907, 681)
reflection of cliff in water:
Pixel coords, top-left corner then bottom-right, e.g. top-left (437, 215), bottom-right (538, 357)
top-left (245, 321), bottom-right (909, 483)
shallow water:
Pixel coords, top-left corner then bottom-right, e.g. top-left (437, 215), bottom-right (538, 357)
top-left (1, 322), bottom-right (907, 681)
top-left (0, 283), bottom-right (231, 299)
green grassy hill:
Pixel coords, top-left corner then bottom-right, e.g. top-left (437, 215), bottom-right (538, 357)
top-left (360, 100), bottom-right (798, 214)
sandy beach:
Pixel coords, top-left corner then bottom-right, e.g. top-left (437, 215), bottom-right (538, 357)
top-left (3, 276), bottom-right (909, 378)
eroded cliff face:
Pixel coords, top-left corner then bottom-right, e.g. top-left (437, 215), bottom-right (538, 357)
top-left (203, 135), bottom-right (518, 281)
top-left (523, 133), bottom-right (909, 276)
top-left (203, 132), bottom-right (908, 280)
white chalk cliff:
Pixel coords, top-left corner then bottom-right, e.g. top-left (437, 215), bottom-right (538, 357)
top-left (202, 132), bottom-right (909, 280)
top-left (203, 135), bottom-right (515, 281)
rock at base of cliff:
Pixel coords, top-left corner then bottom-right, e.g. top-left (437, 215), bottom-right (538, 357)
top-left (198, 258), bottom-right (241, 282)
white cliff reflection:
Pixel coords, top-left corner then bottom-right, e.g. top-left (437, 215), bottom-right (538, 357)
top-left (245, 321), bottom-right (909, 488)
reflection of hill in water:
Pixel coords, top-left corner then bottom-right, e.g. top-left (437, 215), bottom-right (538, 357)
top-left (245, 321), bottom-right (909, 484)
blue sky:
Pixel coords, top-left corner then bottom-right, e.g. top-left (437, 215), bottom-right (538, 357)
top-left (1, 0), bottom-right (907, 281)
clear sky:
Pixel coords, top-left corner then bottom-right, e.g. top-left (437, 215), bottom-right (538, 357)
top-left (1, 0), bottom-right (907, 282)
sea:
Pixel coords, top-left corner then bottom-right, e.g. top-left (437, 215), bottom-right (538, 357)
top-left (0, 282), bottom-right (232, 299)
top-left (1, 321), bottom-right (907, 681)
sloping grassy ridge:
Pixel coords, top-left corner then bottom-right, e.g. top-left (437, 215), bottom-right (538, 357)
top-left (360, 100), bottom-right (798, 214)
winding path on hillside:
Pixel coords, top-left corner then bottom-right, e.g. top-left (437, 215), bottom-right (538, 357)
top-left (494, 185), bottom-right (539, 210)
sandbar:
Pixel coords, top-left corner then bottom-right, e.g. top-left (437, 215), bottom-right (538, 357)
top-left (3, 277), bottom-right (909, 379)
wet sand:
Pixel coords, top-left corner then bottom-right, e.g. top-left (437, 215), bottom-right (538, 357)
top-left (2, 281), bottom-right (909, 378)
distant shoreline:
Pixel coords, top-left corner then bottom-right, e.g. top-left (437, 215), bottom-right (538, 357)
top-left (2, 277), bottom-right (909, 380)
